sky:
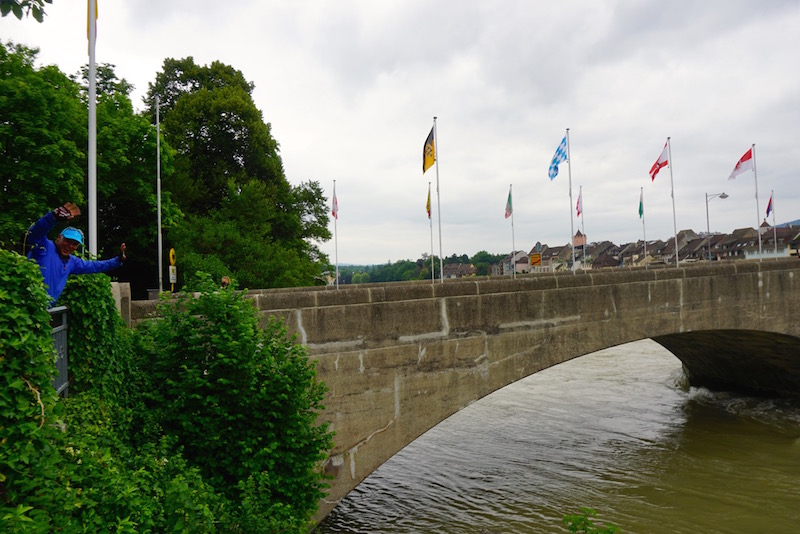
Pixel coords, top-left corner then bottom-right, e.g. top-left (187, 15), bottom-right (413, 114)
top-left (3, 0), bottom-right (800, 265)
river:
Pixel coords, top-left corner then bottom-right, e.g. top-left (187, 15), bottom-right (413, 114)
top-left (315, 339), bottom-right (800, 533)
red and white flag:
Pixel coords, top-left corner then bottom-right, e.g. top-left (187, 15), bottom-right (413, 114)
top-left (649, 142), bottom-right (669, 181)
top-left (576, 191), bottom-right (583, 217)
top-left (331, 184), bottom-right (338, 219)
top-left (728, 147), bottom-right (754, 180)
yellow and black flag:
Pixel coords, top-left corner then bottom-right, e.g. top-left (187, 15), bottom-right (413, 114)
top-left (423, 127), bottom-right (435, 174)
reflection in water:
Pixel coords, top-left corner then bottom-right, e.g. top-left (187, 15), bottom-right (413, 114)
top-left (316, 340), bottom-right (800, 533)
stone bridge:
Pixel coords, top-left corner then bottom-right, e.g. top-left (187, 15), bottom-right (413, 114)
top-left (132, 259), bottom-right (800, 520)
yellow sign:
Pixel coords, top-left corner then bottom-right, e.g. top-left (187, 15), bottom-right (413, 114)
top-left (530, 253), bottom-right (542, 267)
top-left (169, 248), bottom-right (176, 266)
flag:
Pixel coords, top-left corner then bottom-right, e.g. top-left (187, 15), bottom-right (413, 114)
top-left (576, 191), bottom-right (583, 217)
top-left (638, 189), bottom-right (644, 218)
top-left (423, 127), bottom-right (435, 173)
top-left (331, 186), bottom-right (338, 219)
top-left (505, 188), bottom-right (513, 219)
top-left (426, 184), bottom-right (431, 219)
top-left (728, 147), bottom-right (754, 180)
top-left (548, 135), bottom-right (568, 180)
top-left (649, 142), bottom-right (669, 181)
top-left (766, 192), bottom-right (773, 217)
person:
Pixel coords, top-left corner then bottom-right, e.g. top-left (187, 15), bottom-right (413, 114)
top-left (26, 202), bottom-right (126, 306)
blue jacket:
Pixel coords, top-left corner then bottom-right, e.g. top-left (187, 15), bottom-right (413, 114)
top-left (26, 212), bottom-right (122, 305)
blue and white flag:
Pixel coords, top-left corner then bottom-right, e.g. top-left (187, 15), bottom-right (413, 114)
top-left (548, 135), bottom-right (568, 180)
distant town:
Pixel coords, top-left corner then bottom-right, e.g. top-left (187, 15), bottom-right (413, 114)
top-left (494, 220), bottom-right (799, 277)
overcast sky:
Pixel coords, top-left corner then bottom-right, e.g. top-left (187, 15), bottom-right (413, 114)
top-left (3, 0), bottom-right (799, 265)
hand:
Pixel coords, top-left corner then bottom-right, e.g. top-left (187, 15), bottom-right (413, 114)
top-left (53, 202), bottom-right (80, 221)
top-left (119, 243), bottom-right (127, 263)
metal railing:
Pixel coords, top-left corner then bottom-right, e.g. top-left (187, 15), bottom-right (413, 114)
top-left (49, 306), bottom-right (69, 397)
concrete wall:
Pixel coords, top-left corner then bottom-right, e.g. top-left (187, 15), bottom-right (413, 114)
top-left (129, 259), bottom-right (800, 520)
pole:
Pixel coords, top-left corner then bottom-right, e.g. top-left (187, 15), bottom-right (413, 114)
top-left (579, 185), bottom-right (585, 268)
top-left (771, 190), bottom-right (777, 256)
top-left (641, 187), bottom-right (647, 270)
top-left (156, 96), bottom-right (163, 292)
top-left (87, 0), bottom-right (97, 255)
top-left (428, 182), bottom-right (434, 284)
top-left (566, 128), bottom-right (576, 272)
top-left (705, 193), bottom-right (712, 264)
top-left (433, 117), bottom-right (444, 283)
top-left (667, 137), bottom-right (679, 268)
top-left (752, 144), bottom-right (762, 260)
top-left (333, 180), bottom-right (339, 289)
top-left (510, 184), bottom-right (516, 280)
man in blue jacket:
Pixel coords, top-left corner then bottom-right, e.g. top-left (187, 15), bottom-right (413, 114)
top-left (26, 202), bottom-right (126, 306)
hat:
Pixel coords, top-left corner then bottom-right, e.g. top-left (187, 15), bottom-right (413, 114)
top-left (60, 227), bottom-right (84, 245)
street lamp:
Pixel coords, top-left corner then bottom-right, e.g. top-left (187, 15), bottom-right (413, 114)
top-left (705, 192), bottom-right (729, 263)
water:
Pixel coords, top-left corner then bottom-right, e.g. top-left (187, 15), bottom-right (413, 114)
top-left (316, 339), bottom-right (800, 533)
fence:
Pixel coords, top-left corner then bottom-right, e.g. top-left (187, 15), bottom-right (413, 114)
top-left (49, 306), bottom-right (69, 397)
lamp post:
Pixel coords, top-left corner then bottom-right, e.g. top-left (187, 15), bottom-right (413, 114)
top-left (705, 192), bottom-right (729, 263)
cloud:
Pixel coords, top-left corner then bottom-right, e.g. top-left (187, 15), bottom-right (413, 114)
top-left (3, 0), bottom-right (799, 265)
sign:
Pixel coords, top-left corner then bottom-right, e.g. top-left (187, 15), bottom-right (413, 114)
top-left (169, 247), bottom-right (176, 266)
top-left (530, 253), bottom-right (542, 267)
top-left (169, 265), bottom-right (177, 284)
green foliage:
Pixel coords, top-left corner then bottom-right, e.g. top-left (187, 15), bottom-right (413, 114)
top-left (138, 273), bottom-right (334, 529)
top-left (0, 0), bottom-right (52, 22)
top-left (563, 508), bottom-right (620, 533)
top-left (0, 41), bottom-right (85, 245)
top-left (0, 249), bottom-right (62, 529)
top-left (146, 57), bottom-right (331, 290)
top-left (58, 275), bottom-right (134, 405)
top-left (3, 263), bottom-right (333, 531)
top-left (56, 392), bottom-right (224, 533)
top-left (169, 180), bottom-right (327, 289)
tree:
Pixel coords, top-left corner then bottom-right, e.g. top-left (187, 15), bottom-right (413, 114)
top-left (0, 0), bottom-right (52, 22)
top-left (0, 41), bottom-right (85, 246)
top-left (145, 57), bottom-right (331, 289)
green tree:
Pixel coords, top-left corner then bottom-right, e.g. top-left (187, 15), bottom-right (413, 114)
top-left (0, 0), bottom-right (52, 22)
top-left (0, 41), bottom-right (85, 245)
top-left (145, 57), bottom-right (330, 289)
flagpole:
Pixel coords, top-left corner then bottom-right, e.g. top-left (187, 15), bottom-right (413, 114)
top-left (88, 0), bottom-right (98, 255)
top-left (752, 144), bottom-right (762, 260)
top-left (771, 190), bottom-right (777, 256)
top-left (333, 180), bottom-right (339, 289)
top-left (579, 185), bottom-right (585, 268)
top-left (433, 117), bottom-right (443, 283)
top-left (566, 128), bottom-right (576, 272)
top-left (510, 184), bottom-right (516, 280)
top-left (156, 95), bottom-right (163, 292)
top-left (641, 187), bottom-right (647, 270)
top-left (666, 137), bottom-right (679, 268)
top-left (428, 182), bottom-right (434, 284)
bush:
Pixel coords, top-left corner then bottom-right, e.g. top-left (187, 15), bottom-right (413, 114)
top-left (2, 263), bottom-right (333, 532)
top-left (137, 273), bottom-right (334, 530)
